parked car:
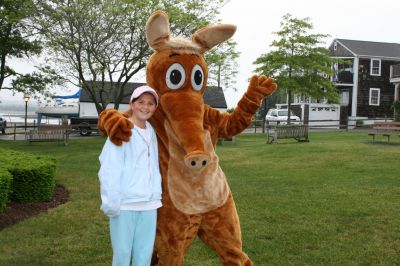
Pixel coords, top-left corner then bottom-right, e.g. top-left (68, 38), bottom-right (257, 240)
top-left (0, 117), bottom-right (6, 134)
top-left (265, 108), bottom-right (301, 125)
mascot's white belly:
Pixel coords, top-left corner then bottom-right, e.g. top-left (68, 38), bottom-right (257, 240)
top-left (165, 120), bottom-right (230, 214)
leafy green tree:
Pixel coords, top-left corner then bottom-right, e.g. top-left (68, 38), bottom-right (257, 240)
top-left (205, 40), bottom-right (239, 92)
top-left (253, 13), bottom-right (339, 123)
top-left (0, 0), bottom-right (61, 98)
top-left (35, 0), bottom-right (237, 113)
top-left (226, 107), bottom-right (234, 113)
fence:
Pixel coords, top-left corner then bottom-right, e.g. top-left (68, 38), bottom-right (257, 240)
top-left (247, 117), bottom-right (395, 134)
top-left (2, 117), bottom-right (396, 141)
top-left (1, 121), bottom-right (100, 141)
top-left (1, 123), bottom-right (38, 141)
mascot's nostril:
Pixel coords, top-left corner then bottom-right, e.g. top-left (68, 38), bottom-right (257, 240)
top-left (184, 154), bottom-right (209, 170)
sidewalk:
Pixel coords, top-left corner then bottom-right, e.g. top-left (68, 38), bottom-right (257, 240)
top-left (0, 133), bottom-right (27, 141)
top-left (0, 130), bottom-right (104, 142)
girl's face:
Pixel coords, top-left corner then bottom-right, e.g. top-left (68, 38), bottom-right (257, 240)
top-left (130, 93), bottom-right (157, 126)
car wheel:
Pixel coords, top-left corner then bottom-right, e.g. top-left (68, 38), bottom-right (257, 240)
top-left (79, 122), bottom-right (92, 136)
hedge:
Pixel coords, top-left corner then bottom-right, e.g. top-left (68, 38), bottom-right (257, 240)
top-left (0, 148), bottom-right (56, 204)
top-left (0, 167), bottom-right (12, 212)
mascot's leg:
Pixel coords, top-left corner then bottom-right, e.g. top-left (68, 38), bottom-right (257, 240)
top-left (154, 196), bottom-right (202, 266)
top-left (198, 193), bottom-right (253, 266)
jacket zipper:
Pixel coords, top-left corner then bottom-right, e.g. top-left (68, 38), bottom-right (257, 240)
top-left (135, 126), bottom-right (152, 196)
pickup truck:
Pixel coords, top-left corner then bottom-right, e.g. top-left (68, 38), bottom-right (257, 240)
top-left (0, 117), bottom-right (6, 134)
top-left (70, 117), bottom-right (99, 136)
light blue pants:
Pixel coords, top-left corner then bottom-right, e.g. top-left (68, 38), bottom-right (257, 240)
top-left (110, 210), bottom-right (157, 266)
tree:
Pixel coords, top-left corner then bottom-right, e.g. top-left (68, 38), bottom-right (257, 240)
top-left (34, 0), bottom-right (237, 114)
top-left (206, 40), bottom-right (240, 92)
top-left (0, 0), bottom-right (61, 98)
top-left (253, 13), bottom-right (339, 123)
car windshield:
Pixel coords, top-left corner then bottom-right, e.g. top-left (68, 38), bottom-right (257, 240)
top-left (277, 110), bottom-right (297, 116)
top-left (278, 111), bottom-right (289, 116)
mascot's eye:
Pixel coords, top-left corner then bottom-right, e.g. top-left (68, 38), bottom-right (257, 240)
top-left (166, 63), bottom-right (186, 90)
top-left (191, 64), bottom-right (204, 91)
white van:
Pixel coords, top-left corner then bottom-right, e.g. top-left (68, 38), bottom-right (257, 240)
top-left (265, 109), bottom-right (301, 125)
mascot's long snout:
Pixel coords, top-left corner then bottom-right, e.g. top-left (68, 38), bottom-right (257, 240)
top-left (160, 91), bottom-right (210, 170)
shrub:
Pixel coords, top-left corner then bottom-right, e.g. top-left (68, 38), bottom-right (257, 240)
top-left (356, 120), bottom-right (364, 127)
top-left (0, 168), bottom-right (12, 212)
top-left (393, 100), bottom-right (400, 122)
top-left (0, 148), bottom-right (56, 203)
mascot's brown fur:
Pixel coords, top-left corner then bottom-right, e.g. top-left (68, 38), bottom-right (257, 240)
top-left (99, 11), bottom-right (277, 266)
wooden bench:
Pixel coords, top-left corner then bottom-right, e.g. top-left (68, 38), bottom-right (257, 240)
top-left (217, 136), bottom-right (236, 145)
top-left (267, 124), bottom-right (309, 144)
top-left (27, 125), bottom-right (71, 145)
top-left (368, 121), bottom-right (400, 142)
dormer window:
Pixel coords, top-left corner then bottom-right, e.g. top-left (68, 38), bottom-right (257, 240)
top-left (370, 58), bottom-right (381, 76)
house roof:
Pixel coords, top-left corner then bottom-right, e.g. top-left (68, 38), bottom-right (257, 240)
top-left (331, 39), bottom-right (400, 59)
top-left (79, 82), bottom-right (227, 109)
top-left (203, 86), bottom-right (227, 108)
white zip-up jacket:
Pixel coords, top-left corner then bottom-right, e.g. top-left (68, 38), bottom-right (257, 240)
top-left (98, 122), bottom-right (162, 217)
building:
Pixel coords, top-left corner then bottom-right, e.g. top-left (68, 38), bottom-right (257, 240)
top-left (78, 82), bottom-right (228, 119)
top-left (329, 39), bottom-right (400, 119)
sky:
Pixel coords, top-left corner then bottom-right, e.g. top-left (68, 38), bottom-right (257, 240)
top-left (1, 0), bottom-right (400, 109)
top-left (219, 0), bottom-right (400, 108)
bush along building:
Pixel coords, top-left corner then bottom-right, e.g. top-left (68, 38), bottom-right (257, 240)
top-left (329, 39), bottom-right (400, 120)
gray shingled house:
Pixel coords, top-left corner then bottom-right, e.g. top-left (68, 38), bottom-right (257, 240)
top-left (329, 39), bottom-right (400, 119)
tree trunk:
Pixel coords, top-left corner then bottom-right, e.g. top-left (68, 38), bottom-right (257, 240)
top-left (287, 89), bottom-right (292, 125)
top-left (217, 64), bottom-right (221, 88)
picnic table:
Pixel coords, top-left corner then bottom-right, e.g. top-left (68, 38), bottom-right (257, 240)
top-left (368, 121), bottom-right (400, 142)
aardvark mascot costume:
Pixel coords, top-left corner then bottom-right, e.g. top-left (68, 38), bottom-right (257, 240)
top-left (99, 11), bottom-right (277, 266)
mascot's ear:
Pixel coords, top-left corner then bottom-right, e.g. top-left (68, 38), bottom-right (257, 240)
top-left (146, 10), bottom-right (171, 50)
top-left (146, 10), bottom-right (236, 53)
top-left (192, 24), bottom-right (236, 53)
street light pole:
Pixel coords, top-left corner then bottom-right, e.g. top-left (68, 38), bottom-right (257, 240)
top-left (23, 95), bottom-right (30, 132)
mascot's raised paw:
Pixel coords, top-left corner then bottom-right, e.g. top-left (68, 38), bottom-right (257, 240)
top-left (246, 75), bottom-right (277, 103)
top-left (98, 109), bottom-right (133, 146)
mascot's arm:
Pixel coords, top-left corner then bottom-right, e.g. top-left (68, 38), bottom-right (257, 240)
top-left (205, 75), bottom-right (277, 137)
top-left (98, 109), bottom-right (133, 146)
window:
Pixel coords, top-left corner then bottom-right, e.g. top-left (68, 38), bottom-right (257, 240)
top-left (340, 91), bottom-right (349, 105)
top-left (370, 59), bottom-right (381, 76)
top-left (369, 88), bottom-right (380, 106)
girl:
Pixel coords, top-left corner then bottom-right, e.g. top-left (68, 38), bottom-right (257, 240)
top-left (98, 85), bottom-right (162, 266)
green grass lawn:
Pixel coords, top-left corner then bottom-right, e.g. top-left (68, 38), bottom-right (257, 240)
top-left (0, 132), bottom-right (399, 265)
